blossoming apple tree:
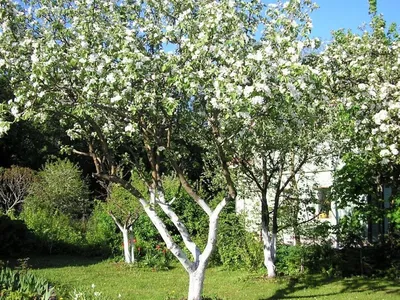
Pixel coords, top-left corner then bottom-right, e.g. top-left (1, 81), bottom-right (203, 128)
top-left (320, 17), bottom-right (400, 166)
top-left (0, 0), bottom-right (262, 298)
top-left (216, 1), bottom-right (335, 277)
top-left (319, 15), bottom-right (400, 234)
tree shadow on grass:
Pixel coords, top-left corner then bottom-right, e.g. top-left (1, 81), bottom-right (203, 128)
top-left (260, 275), bottom-right (400, 299)
top-left (339, 276), bottom-right (400, 296)
top-left (0, 214), bottom-right (111, 269)
top-left (261, 276), bottom-right (336, 300)
top-left (1, 254), bottom-right (104, 269)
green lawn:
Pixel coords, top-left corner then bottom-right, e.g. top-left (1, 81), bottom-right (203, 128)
top-left (18, 255), bottom-right (400, 299)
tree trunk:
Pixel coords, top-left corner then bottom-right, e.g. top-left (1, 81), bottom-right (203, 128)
top-left (262, 226), bottom-right (276, 278)
top-left (261, 192), bottom-right (276, 278)
top-left (188, 267), bottom-right (206, 300)
top-left (108, 212), bottom-right (135, 264)
top-left (294, 229), bottom-right (301, 246)
top-left (122, 227), bottom-right (133, 264)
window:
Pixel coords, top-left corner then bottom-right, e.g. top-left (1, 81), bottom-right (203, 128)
top-left (318, 188), bottom-right (331, 219)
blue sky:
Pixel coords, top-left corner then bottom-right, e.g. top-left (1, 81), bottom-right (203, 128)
top-left (309, 0), bottom-right (400, 40)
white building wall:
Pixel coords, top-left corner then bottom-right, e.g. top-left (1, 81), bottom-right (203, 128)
top-left (236, 159), bottom-right (351, 248)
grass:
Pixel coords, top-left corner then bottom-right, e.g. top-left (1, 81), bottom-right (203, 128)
top-left (5, 255), bottom-right (400, 300)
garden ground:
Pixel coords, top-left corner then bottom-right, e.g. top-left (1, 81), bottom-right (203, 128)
top-left (6, 255), bottom-right (399, 300)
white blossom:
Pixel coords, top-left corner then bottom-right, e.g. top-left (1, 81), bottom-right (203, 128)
top-left (10, 106), bottom-right (19, 117)
top-left (106, 73), bottom-right (116, 84)
top-left (251, 96), bottom-right (264, 105)
top-left (243, 85), bottom-right (254, 97)
top-left (358, 83), bottom-right (367, 91)
top-left (124, 124), bottom-right (135, 133)
top-left (373, 110), bottom-right (388, 125)
top-left (31, 54), bottom-right (39, 63)
top-left (110, 94), bottom-right (122, 103)
top-left (389, 144), bottom-right (399, 155)
top-left (0, 121), bottom-right (10, 136)
top-left (379, 149), bottom-right (391, 157)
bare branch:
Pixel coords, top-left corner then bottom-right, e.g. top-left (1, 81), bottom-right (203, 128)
top-left (108, 210), bottom-right (124, 231)
top-left (209, 114), bottom-right (236, 199)
top-left (240, 159), bottom-right (264, 192)
top-left (278, 153), bottom-right (309, 195)
top-left (170, 158), bottom-right (212, 216)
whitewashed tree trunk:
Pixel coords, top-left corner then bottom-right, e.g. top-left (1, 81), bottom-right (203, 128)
top-left (148, 189), bottom-right (227, 300)
top-left (262, 225), bottom-right (276, 278)
top-left (109, 212), bottom-right (135, 264)
top-left (121, 227), bottom-right (134, 263)
top-left (188, 265), bottom-right (206, 300)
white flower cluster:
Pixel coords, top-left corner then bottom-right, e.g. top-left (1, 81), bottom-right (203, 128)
top-left (321, 19), bottom-right (400, 164)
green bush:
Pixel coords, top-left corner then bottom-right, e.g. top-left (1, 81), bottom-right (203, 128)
top-left (276, 243), bottom-right (340, 277)
top-left (303, 243), bottom-right (339, 276)
top-left (22, 208), bottom-right (84, 254)
top-left (20, 159), bottom-right (90, 254)
top-left (85, 200), bottom-right (120, 257)
top-left (275, 245), bottom-right (303, 276)
top-left (25, 159), bottom-right (90, 219)
top-left (215, 201), bottom-right (263, 270)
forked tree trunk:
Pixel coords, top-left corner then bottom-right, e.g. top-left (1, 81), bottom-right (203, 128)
top-left (109, 212), bottom-right (136, 264)
top-left (101, 174), bottom-right (229, 300)
top-left (147, 190), bottom-right (226, 300)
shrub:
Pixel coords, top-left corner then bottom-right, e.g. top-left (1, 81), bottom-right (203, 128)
top-left (85, 200), bottom-right (120, 257)
top-left (0, 166), bottom-right (35, 214)
top-left (216, 201), bottom-right (263, 270)
top-left (276, 243), bottom-right (340, 277)
top-left (22, 207), bottom-right (84, 254)
top-left (276, 245), bottom-right (304, 276)
top-left (26, 159), bottom-right (90, 218)
top-left (20, 159), bottom-right (90, 254)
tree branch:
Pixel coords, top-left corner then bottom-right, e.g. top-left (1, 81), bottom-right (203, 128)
top-left (109, 210), bottom-right (124, 231)
top-left (170, 158), bottom-right (212, 216)
top-left (155, 190), bottom-right (201, 262)
top-left (209, 114), bottom-right (236, 199)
